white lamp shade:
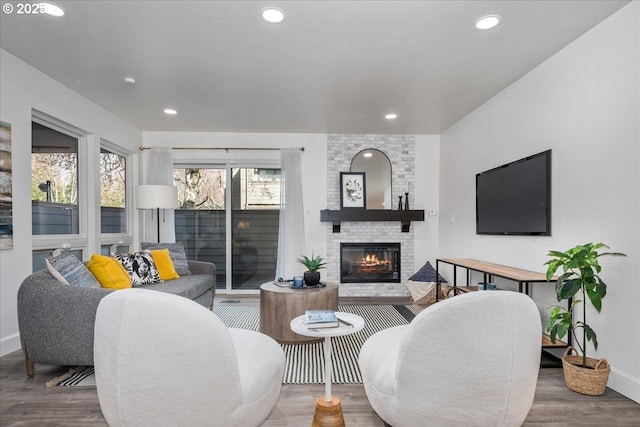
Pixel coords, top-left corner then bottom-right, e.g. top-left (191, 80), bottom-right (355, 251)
top-left (135, 185), bottom-right (179, 209)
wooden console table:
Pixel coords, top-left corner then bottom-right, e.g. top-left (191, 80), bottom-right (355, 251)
top-left (435, 258), bottom-right (570, 350)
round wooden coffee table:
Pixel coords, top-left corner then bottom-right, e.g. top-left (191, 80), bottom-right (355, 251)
top-left (259, 281), bottom-right (339, 344)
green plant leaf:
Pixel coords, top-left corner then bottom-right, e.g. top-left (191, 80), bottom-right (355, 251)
top-left (546, 305), bottom-right (571, 343)
top-left (296, 252), bottom-right (327, 272)
top-left (582, 323), bottom-right (598, 350)
top-left (547, 250), bottom-right (571, 260)
top-left (600, 252), bottom-right (627, 257)
top-left (548, 305), bottom-right (564, 317)
top-left (585, 288), bottom-right (602, 312)
top-left (594, 276), bottom-right (607, 298)
top-left (556, 278), bottom-right (581, 300)
top-left (545, 259), bottom-right (563, 280)
top-left (547, 322), bottom-right (570, 343)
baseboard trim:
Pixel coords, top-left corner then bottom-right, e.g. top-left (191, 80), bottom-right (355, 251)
top-left (1, 333), bottom-right (21, 357)
top-left (609, 367), bottom-right (640, 404)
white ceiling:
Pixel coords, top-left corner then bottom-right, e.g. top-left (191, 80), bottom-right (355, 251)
top-left (0, 1), bottom-right (628, 134)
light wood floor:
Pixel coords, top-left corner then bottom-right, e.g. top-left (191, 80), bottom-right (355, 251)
top-left (2, 296), bottom-right (639, 426)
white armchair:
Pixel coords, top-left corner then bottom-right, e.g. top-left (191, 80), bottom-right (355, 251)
top-left (359, 290), bottom-right (541, 427)
top-left (94, 288), bottom-right (285, 427)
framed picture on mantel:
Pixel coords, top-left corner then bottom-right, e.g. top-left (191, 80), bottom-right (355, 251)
top-left (340, 172), bottom-right (366, 209)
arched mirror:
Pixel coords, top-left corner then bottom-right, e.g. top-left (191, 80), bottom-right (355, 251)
top-left (351, 149), bottom-right (392, 209)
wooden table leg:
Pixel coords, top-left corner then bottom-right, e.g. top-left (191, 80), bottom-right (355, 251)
top-left (312, 395), bottom-right (345, 427)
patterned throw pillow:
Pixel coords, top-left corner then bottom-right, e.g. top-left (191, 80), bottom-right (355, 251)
top-left (45, 250), bottom-right (101, 288)
top-left (112, 251), bottom-right (163, 286)
top-left (140, 242), bottom-right (191, 276)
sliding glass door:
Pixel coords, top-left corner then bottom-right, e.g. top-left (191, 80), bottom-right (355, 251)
top-left (230, 167), bottom-right (280, 290)
top-left (174, 165), bottom-right (280, 292)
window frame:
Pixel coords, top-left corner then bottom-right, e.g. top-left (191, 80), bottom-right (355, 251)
top-left (31, 111), bottom-right (88, 251)
top-left (30, 111), bottom-right (134, 268)
top-left (99, 139), bottom-right (133, 249)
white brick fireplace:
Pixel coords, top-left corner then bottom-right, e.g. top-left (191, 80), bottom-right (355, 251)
top-left (325, 134), bottom-right (415, 297)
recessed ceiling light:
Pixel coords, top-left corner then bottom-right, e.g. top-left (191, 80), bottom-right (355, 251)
top-left (124, 77), bottom-right (136, 85)
top-left (385, 113), bottom-right (398, 120)
top-left (363, 152), bottom-right (373, 158)
top-left (262, 8), bottom-right (285, 24)
top-left (475, 15), bottom-right (501, 30)
top-left (163, 108), bottom-right (177, 115)
top-left (40, 2), bottom-right (65, 17)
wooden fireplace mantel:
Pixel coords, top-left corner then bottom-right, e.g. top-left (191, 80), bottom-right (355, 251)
top-left (320, 209), bottom-right (425, 232)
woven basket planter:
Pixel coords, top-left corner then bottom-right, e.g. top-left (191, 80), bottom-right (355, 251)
top-left (562, 346), bottom-right (610, 396)
top-left (421, 285), bottom-right (475, 304)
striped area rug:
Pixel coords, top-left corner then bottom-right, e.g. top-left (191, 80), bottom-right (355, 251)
top-left (51, 304), bottom-right (422, 386)
top-left (214, 304), bottom-right (422, 384)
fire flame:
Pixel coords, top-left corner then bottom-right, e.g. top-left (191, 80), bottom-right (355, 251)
top-left (360, 254), bottom-right (392, 269)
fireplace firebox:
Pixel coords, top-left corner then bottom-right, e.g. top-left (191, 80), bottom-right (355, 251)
top-left (340, 243), bottom-right (401, 283)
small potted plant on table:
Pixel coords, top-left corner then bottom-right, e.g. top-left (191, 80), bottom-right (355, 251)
top-left (545, 242), bottom-right (626, 395)
top-left (297, 253), bottom-right (327, 286)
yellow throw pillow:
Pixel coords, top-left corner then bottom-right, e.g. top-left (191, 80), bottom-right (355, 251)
top-left (149, 248), bottom-right (180, 280)
top-left (87, 253), bottom-right (132, 290)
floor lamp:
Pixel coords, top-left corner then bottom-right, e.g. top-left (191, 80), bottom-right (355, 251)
top-left (135, 185), bottom-right (179, 243)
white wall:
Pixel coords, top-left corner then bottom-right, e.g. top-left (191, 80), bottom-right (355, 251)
top-left (0, 50), bottom-right (142, 356)
top-left (415, 135), bottom-right (441, 267)
top-left (439, 3), bottom-right (639, 402)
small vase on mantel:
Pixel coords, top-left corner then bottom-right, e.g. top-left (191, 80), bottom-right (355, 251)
top-left (398, 195), bottom-right (403, 210)
top-left (404, 193), bottom-right (410, 210)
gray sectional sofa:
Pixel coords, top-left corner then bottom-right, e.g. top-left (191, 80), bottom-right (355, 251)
top-left (17, 260), bottom-right (215, 376)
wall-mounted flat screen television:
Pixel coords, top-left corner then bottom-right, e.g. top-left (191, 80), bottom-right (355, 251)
top-left (476, 150), bottom-right (551, 236)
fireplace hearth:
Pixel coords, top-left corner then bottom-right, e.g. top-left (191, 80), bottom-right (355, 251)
top-left (340, 243), bottom-right (401, 283)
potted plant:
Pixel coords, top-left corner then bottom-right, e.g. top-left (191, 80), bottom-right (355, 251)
top-left (297, 253), bottom-right (327, 286)
top-left (545, 242), bottom-right (626, 395)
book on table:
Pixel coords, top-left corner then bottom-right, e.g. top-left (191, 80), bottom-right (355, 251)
top-left (272, 280), bottom-right (291, 288)
top-left (304, 309), bottom-right (339, 328)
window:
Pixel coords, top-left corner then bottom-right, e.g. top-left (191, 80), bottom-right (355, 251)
top-left (100, 147), bottom-right (127, 233)
top-left (230, 168), bottom-right (281, 290)
top-left (173, 166), bottom-right (281, 291)
top-left (175, 167), bottom-right (226, 209)
top-left (30, 113), bottom-right (133, 273)
top-left (232, 168), bottom-right (281, 209)
top-left (31, 122), bottom-right (79, 235)
top-left (32, 248), bottom-right (82, 273)
top-left (174, 167), bottom-right (227, 288)
top-left (100, 244), bottom-right (130, 256)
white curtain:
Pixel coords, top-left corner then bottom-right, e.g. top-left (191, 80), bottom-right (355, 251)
top-left (142, 148), bottom-right (176, 243)
top-left (275, 148), bottom-right (306, 280)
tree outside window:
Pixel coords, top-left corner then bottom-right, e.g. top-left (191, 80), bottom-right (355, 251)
top-left (31, 122), bottom-right (79, 235)
top-left (100, 148), bottom-right (126, 233)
